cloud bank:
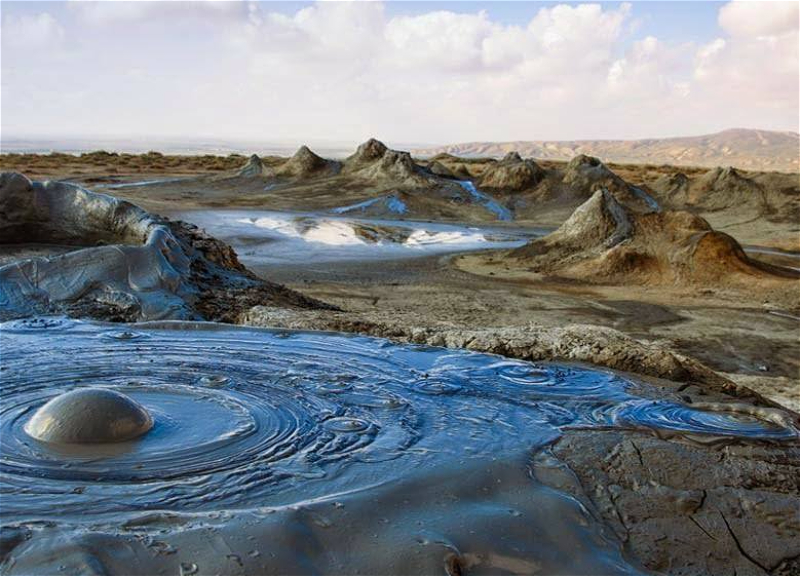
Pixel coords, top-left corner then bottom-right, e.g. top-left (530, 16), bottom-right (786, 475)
top-left (2, 1), bottom-right (797, 144)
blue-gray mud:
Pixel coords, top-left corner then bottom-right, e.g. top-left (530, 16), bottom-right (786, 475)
top-left (1, 318), bottom-right (797, 575)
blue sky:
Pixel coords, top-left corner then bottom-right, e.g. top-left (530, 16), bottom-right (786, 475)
top-left (387, 1), bottom-right (724, 41)
top-left (2, 1), bottom-right (728, 47)
top-left (1, 1), bottom-right (797, 145)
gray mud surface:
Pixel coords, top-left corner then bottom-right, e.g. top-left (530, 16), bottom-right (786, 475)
top-left (245, 252), bottom-right (800, 412)
top-left (2, 319), bottom-right (798, 575)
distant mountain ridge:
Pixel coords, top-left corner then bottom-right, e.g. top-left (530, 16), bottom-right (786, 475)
top-left (413, 129), bottom-right (799, 173)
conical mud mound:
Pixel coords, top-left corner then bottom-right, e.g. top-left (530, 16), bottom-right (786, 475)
top-left (343, 138), bottom-right (436, 187)
top-left (650, 172), bottom-right (690, 198)
top-left (470, 152), bottom-right (660, 217)
top-left (648, 165), bottom-right (799, 223)
top-left (563, 155), bottom-right (629, 196)
top-left (512, 189), bottom-right (797, 287)
top-left (275, 146), bottom-right (341, 178)
top-left (346, 138), bottom-right (389, 165)
top-left (237, 154), bottom-right (273, 178)
top-left (478, 152), bottom-right (546, 192)
top-left (651, 165), bottom-right (765, 212)
top-left (688, 166), bottom-right (767, 211)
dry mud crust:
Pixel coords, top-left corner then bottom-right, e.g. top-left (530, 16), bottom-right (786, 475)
top-left (536, 430), bottom-right (800, 576)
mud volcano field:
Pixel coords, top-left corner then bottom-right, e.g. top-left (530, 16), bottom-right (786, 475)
top-left (1, 143), bottom-right (800, 576)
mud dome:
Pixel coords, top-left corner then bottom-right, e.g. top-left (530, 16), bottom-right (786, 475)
top-left (1, 318), bottom-right (797, 575)
top-left (24, 388), bottom-right (153, 444)
top-left (0, 172), bottom-right (327, 322)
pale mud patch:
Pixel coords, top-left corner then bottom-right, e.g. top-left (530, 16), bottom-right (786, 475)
top-left (723, 373), bottom-right (800, 414)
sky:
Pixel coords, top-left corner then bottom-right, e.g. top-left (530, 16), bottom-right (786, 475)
top-left (1, 0), bottom-right (798, 147)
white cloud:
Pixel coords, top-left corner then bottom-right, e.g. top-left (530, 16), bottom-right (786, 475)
top-left (1, 1), bottom-right (797, 142)
top-left (385, 10), bottom-right (499, 71)
top-left (217, 1), bottom-right (640, 140)
top-left (693, 1), bottom-right (798, 115)
top-left (608, 36), bottom-right (692, 96)
top-left (1, 12), bottom-right (65, 50)
top-left (528, 3), bottom-right (630, 54)
top-left (68, 0), bottom-right (246, 26)
top-left (718, 0), bottom-right (799, 38)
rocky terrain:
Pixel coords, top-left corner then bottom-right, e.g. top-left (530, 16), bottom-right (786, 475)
top-left (26, 139), bottom-right (507, 222)
top-left (2, 141), bottom-right (797, 244)
top-left (414, 128), bottom-right (800, 173)
top-left (463, 152), bottom-right (661, 216)
top-left (428, 152), bottom-right (800, 249)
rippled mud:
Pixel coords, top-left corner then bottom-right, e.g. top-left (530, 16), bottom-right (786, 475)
top-left (1, 318), bottom-right (797, 575)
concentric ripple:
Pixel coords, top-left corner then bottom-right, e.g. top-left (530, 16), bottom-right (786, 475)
top-left (613, 400), bottom-right (797, 441)
top-left (1, 318), bottom-right (796, 520)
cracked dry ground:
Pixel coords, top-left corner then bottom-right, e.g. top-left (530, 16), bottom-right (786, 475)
top-left (535, 431), bottom-right (800, 576)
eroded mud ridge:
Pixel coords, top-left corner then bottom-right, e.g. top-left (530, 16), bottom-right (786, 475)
top-left (2, 319), bottom-right (797, 575)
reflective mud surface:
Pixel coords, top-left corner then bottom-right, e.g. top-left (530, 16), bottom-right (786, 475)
top-left (1, 319), bottom-right (797, 574)
top-left (169, 210), bottom-right (543, 264)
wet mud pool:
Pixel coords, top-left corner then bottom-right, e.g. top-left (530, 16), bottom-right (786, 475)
top-left (167, 209), bottom-right (546, 265)
top-left (2, 318), bottom-right (797, 575)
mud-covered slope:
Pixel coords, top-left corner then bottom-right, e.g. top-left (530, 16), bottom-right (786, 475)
top-left (262, 139), bottom-right (513, 221)
top-left (435, 152), bottom-right (660, 217)
top-left (274, 145), bottom-right (341, 179)
top-left (649, 166), bottom-right (800, 223)
top-left (478, 152), bottom-right (547, 191)
top-left (0, 172), bottom-right (332, 322)
top-left (236, 154), bottom-right (274, 178)
top-left (511, 188), bottom-right (799, 289)
top-left (341, 138), bottom-right (440, 188)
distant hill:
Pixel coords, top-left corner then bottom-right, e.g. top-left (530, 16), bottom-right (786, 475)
top-left (413, 129), bottom-right (799, 173)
